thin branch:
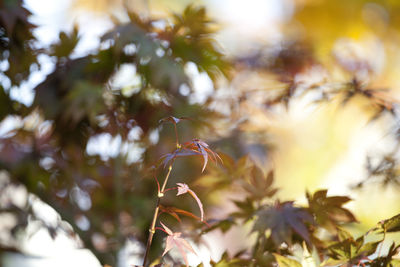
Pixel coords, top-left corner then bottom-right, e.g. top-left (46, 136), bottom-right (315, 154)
top-left (142, 164), bottom-right (173, 267)
top-left (153, 174), bottom-right (160, 194)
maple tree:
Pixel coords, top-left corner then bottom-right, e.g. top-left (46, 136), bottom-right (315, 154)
top-left (141, 117), bottom-right (217, 267)
top-left (1, 1), bottom-right (400, 267)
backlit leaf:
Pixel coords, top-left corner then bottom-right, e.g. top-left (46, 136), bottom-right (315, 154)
top-left (160, 222), bottom-right (197, 267)
top-left (273, 254), bottom-right (302, 267)
top-left (307, 190), bottom-right (356, 233)
top-left (242, 167), bottom-right (278, 200)
top-left (182, 139), bottom-right (221, 172)
top-left (253, 202), bottom-right (314, 246)
top-left (379, 213), bottom-right (400, 233)
top-left (176, 183), bottom-right (204, 221)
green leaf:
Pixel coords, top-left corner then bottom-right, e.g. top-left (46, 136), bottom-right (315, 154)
top-left (337, 227), bottom-right (353, 242)
top-left (380, 213), bottom-right (400, 233)
top-left (273, 254), bottom-right (302, 267)
top-left (207, 252), bottom-right (250, 267)
top-left (326, 229), bottom-right (379, 264)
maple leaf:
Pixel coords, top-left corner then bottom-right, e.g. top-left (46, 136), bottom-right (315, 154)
top-left (160, 222), bottom-right (197, 267)
top-left (307, 190), bottom-right (357, 233)
top-left (379, 213), bottom-right (400, 233)
top-left (159, 139), bottom-right (221, 171)
top-left (160, 205), bottom-right (205, 223)
top-left (242, 167), bottom-right (278, 200)
top-left (176, 183), bottom-right (204, 221)
top-left (371, 242), bottom-right (400, 267)
top-left (253, 201), bottom-right (314, 246)
top-left (160, 148), bottom-right (200, 168)
top-left (323, 228), bottom-right (380, 266)
top-left (182, 139), bottom-right (221, 172)
top-left (273, 254), bottom-right (302, 267)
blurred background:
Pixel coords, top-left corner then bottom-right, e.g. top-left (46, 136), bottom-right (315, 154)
top-left (1, 0), bottom-right (400, 266)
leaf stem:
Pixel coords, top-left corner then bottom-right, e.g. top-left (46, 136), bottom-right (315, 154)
top-left (162, 186), bottom-right (178, 193)
top-left (142, 164), bottom-right (173, 267)
top-left (154, 226), bottom-right (168, 234)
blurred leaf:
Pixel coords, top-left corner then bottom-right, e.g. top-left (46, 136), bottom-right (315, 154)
top-left (325, 230), bottom-right (380, 265)
top-left (0, 0), bottom-right (38, 86)
top-left (307, 190), bottom-right (357, 232)
top-left (370, 242), bottom-right (400, 267)
top-left (379, 213), bottom-right (400, 233)
top-left (50, 27), bottom-right (80, 58)
top-left (169, 5), bottom-right (231, 80)
top-left (242, 167), bottom-right (278, 201)
top-left (230, 197), bottom-right (256, 222)
top-left (253, 201), bottom-right (314, 246)
top-left (202, 218), bottom-right (235, 234)
top-left (273, 253), bottom-right (302, 267)
top-left (160, 222), bottom-right (197, 267)
top-left (205, 252), bottom-right (250, 267)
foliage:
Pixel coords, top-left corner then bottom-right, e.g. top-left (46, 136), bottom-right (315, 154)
top-left (1, 1), bottom-right (400, 267)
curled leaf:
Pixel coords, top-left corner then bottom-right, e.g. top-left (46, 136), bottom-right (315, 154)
top-left (182, 139), bottom-right (221, 172)
top-left (176, 183), bottom-right (189, 195)
top-left (176, 183), bottom-right (204, 221)
top-left (160, 148), bottom-right (200, 168)
top-left (160, 205), bottom-right (204, 222)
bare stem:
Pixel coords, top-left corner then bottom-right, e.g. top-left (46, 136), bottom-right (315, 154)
top-left (173, 124), bottom-right (180, 148)
top-left (142, 165), bottom-right (173, 267)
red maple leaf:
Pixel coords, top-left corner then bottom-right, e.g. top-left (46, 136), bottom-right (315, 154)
top-left (160, 222), bottom-right (197, 267)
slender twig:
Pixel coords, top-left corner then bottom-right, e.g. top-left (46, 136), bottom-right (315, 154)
top-left (153, 174), bottom-right (160, 194)
top-left (142, 164), bottom-right (173, 267)
top-left (173, 124), bottom-right (180, 149)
